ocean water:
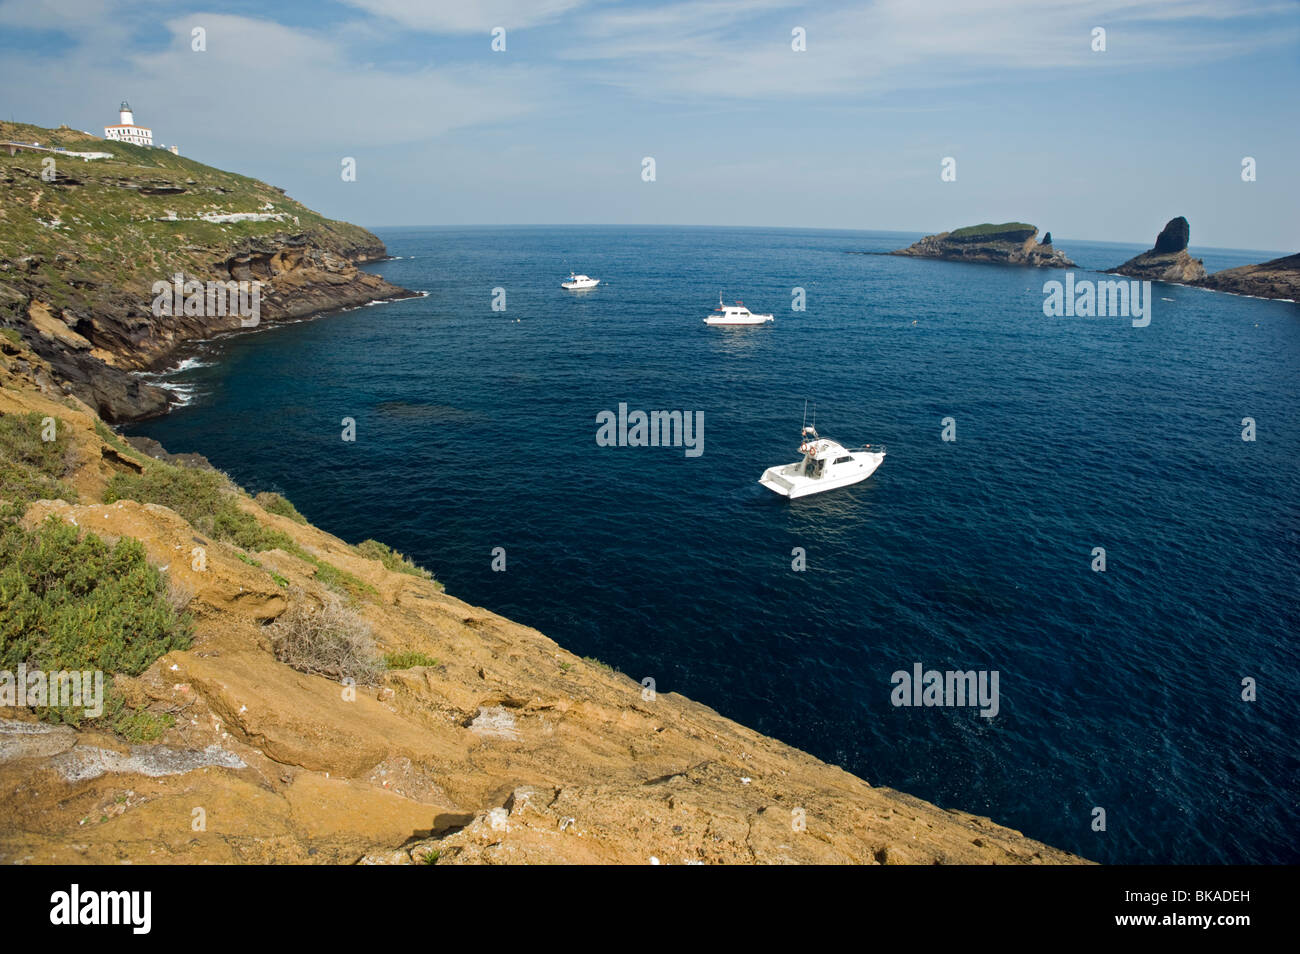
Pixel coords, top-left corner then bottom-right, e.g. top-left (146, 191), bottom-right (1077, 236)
top-left (128, 226), bottom-right (1300, 864)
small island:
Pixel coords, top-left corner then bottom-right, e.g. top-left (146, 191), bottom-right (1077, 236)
top-left (1108, 216), bottom-right (1207, 283)
top-left (1195, 252), bottom-right (1300, 302)
top-left (891, 223), bottom-right (1074, 268)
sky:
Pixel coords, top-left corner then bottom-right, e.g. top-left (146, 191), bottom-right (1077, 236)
top-left (1, 0), bottom-right (1297, 251)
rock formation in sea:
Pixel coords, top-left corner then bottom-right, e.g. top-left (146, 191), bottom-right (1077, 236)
top-left (1108, 216), bottom-right (1207, 283)
top-left (0, 121), bottom-right (417, 422)
top-left (1195, 252), bottom-right (1300, 302)
top-left (891, 223), bottom-right (1074, 267)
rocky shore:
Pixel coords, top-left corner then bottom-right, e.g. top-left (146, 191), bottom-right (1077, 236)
top-left (0, 121), bottom-right (416, 422)
top-left (891, 223), bottom-right (1075, 268)
top-left (1195, 252), bottom-right (1300, 301)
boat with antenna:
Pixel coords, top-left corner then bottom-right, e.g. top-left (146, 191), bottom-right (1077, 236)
top-left (562, 272), bottom-right (600, 290)
top-left (704, 294), bottom-right (773, 326)
top-left (758, 403), bottom-right (886, 498)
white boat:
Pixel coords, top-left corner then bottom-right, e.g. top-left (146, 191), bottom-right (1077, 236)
top-left (704, 294), bottom-right (773, 325)
top-left (759, 424), bottom-right (886, 498)
top-left (562, 272), bottom-right (600, 290)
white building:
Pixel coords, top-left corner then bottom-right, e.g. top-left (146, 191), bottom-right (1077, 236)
top-left (104, 101), bottom-right (152, 146)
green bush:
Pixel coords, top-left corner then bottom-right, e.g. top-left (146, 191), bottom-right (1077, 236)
top-left (0, 411), bottom-right (78, 514)
top-left (105, 464), bottom-right (294, 552)
top-left (103, 461), bottom-right (378, 598)
top-left (0, 516), bottom-right (192, 724)
top-left (256, 491), bottom-right (307, 524)
top-left (384, 651), bottom-right (439, 670)
top-left (355, 538), bottom-right (439, 585)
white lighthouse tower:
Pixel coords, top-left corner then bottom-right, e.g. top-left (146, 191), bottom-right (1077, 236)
top-left (104, 100), bottom-right (153, 147)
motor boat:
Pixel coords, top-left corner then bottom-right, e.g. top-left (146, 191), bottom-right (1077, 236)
top-left (704, 294), bottom-right (773, 325)
top-left (562, 272), bottom-right (600, 290)
top-left (759, 424), bottom-right (886, 498)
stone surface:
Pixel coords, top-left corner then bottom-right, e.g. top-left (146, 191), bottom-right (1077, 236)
top-left (1153, 216), bottom-right (1190, 254)
top-left (1109, 216), bottom-right (1207, 282)
top-left (891, 224), bottom-right (1075, 268)
top-left (1195, 252), bottom-right (1300, 301)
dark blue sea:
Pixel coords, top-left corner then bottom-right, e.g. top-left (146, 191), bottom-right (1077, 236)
top-left (128, 226), bottom-right (1300, 864)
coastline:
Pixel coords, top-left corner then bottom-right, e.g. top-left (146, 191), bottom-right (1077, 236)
top-left (0, 235), bottom-right (1089, 864)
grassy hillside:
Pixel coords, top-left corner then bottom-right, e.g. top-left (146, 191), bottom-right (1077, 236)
top-left (948, 222), bottom-right (1036, 239)
top-left (0, 121), bottom-right (408, 420)
top-left (0, 120), bottom-right (379, 314)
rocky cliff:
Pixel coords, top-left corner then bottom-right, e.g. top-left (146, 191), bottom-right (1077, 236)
top-left (0, 346), bottom-right (1085, 865)
top-left (1108, 216), bottom-right (1207, 283)
top-left (891, 223), bottom-right (1075, 267)
top-left (1195, 252), bottom-right (1300, 301)
top-left (0, 122), bottom-right (416, 422)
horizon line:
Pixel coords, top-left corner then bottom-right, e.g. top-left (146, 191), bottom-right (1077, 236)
top-left (359, 223), bottom-right (1293, 258)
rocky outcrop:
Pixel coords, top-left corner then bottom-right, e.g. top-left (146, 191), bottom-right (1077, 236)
top-left (1153, 216), bottom-right (1190, 254)
top-left (0, 120), bottom-right (418, 422)
top-left (1195, 253), bottom-right (1300, 302)
top-left (1109, 216), bottom-right (1207, 283)
top-left (891, 223), bottom-right (1074, 267)
top-left (0, 236), bottom-right (414, 422)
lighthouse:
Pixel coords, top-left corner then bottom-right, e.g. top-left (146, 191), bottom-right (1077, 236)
top-left (104, 100), bottom-right (153, 147)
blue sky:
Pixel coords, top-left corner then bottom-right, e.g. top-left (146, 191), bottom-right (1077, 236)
top-left (1, 0), bottom-right (1297, 250)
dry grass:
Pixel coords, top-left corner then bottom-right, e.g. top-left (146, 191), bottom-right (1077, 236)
top-left (268, 589), bottom-right (383, 685)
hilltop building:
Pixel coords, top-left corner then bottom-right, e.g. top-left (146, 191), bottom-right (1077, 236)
top-left (104, 101), bottom-right (152, 146)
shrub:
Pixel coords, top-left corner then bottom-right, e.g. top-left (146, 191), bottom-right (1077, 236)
top-left (304, 553), bottom-right (374, 598)
top-left (384, 651), bottom-right (439, 670)
top-left (105, 464), bottom-right (293, 552)
top-left (256, 491), bottom-right (307, 524)
top-left (104, 461), bottom-right (373, 598)
top-left (355, 538), bottom-right (439, 585)
top-left (268, 589), bottom-right (383, 685)
top-left (0, 411), bottom-right (78, 514)
top-left (0, 516), bottom-right (192, 723)
top-left (583, 655), bottom-right (617, 674)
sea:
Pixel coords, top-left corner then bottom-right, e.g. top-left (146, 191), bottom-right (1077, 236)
top-left (127, 225), bottom-right (1300, 864)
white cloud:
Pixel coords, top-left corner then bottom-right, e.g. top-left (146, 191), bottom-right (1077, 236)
top-left (562, 0), bottom-right (1299, 101)
top-left (338, 0), bottom-right (589, 33)
top-left (0, 9), bottom-right (556, 149)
